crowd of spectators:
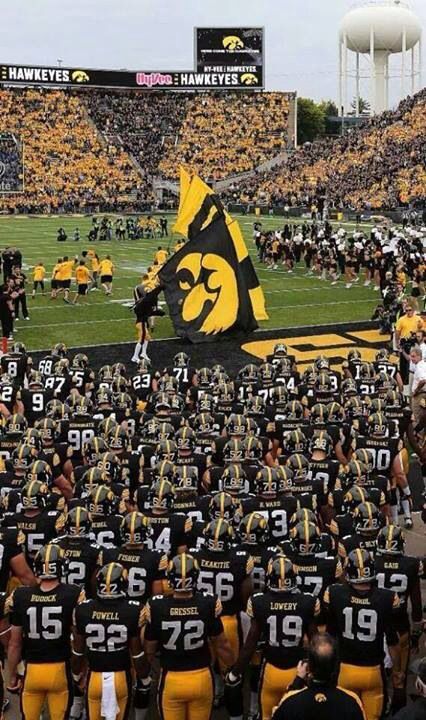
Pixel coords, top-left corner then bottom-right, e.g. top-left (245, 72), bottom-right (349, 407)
top-left (223, 88), bottom-right (426, 210)
top-left (158, 91), bottom-right (291, 181)
top-left (0, 85), bottom-right (424, 214)
top-left (82, 90), bottom-right (189, 206)
top-left (0, 88), bottom-right (140, 214)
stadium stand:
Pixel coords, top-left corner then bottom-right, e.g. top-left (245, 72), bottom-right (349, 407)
top-left (158, 91), bottom-right (291, 180)
top-left (82, 89), bottom-right (189, 190)
top-left (224, 88), bottom-right (426, 210)
top-left (0, 88), bottom-right (140, 213)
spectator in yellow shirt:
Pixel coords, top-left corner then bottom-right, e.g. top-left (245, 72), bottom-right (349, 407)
top-left (50, 257), bottom-right (63, 299)
top-left (99, 256), bottom-right (114, 295)
top-left (154, 247), bottom-right (168, 266)
top-left (72, 261), bottom-right (92, 305)
top-left (31, 262), bottom-right (46, 298)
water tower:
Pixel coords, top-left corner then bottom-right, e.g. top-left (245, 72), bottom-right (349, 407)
top-left (339, 0), bottom-right (422, 115)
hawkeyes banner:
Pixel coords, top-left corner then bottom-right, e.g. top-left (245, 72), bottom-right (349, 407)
top-left (159, 173), bottom-right (267, 343)
top-left (0, 63), bottom-right (262, 90)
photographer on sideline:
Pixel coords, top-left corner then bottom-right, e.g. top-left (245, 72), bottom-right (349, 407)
top-left (395, 298), bottom-right (424, 392)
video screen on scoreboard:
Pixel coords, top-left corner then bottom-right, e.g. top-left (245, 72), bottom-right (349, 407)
top-left (195, 27), bottom-right (264, 81)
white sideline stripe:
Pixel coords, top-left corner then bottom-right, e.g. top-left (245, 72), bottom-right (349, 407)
top-left (19, 297), bottom-right (377, 329)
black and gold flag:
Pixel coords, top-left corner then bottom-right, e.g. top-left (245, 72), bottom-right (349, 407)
top-left (159, 172), bottom-right (267, 343)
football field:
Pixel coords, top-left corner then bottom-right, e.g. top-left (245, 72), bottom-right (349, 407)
top-left (0, 214), bottom-right (381, 352)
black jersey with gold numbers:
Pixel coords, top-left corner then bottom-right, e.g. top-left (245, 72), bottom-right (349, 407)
top-left (99, 545), bottom-right (167, 602)
top-left (9, 582), bottom-right (82, 663)
top-left (144, 591), bottom-right (223, 671)
top-left (74, 596), bottom-right (143, 672)
top-left (247, 589), bottom-right (320, 669)
top-left (323, 583), bottom-right (399, 666)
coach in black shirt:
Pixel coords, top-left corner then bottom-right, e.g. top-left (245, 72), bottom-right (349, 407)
top-left (272, 634), bottom-right (365, 720)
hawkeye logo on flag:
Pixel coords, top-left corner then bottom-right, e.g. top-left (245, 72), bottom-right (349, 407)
top-left (177, 252), bottom-right (238, 335)
top-left (223, 35), bottom-right (244, 50)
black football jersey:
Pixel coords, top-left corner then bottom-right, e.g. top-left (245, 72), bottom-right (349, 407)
top-left (4, 509), bottom-right (63, 561)
top-left (292, 554), bottom-right (343, 601)
top-left (144, 591), bottom-right (223, 671)
top-left (0, 383), bottom-right (18, 413)
top-left (1, 353), bottom-right (31, 385)
top-left (247, 589), bottom-right (320, 668)
top-left (144, 511), bottom-right (192, 556)
top-left (43, 373), bottom-right (72, 401)
top-left (354, 435), bottom-right (402, 477)
top-left (240, 495), bottom-right (297, 542)
top-left (339, 532), bottom-right (378, 559)
top-left (90, 514), bottom-right (122, 548)
top-left (193, 546), bottom-right (253, 616)
top-left (375, 553), bottom-right (423, 631)
top-left (55, 536), bottom-right (100, 595)
top-left (99, 544), bottom-right (167, 602)
top-left (239, 542), bottom-right (277, 593)
top-left (18, 388), bottom-right (53, 424)
top-left (66, 415), bottom-right (98, 462)
top-left (75, 596), bottom-right (143, 672)
top-left (0, 527), bottom-right (25, 591)
top-left (9, 582), bottom-right (82, 662)
top-left (38, 355), bottom-right (57, 377)
top-left (130, 371), bottom-right (155, 401)
top-left (323, 583), bottom-right (399, 666)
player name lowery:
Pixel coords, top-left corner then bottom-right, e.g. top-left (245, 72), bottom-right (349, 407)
top-left (270, 602), bottom-right (299, 611)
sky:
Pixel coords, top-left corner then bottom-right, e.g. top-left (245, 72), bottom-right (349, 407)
top-left (1, 0), bottom-right (425, 106)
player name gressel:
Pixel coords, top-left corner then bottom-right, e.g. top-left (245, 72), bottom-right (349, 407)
top-left (170, 607), bottom-right (199, 616)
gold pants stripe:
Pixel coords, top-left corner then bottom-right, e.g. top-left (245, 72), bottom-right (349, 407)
top-left (157, 667), bottom-right (214, 720)
top-left (338, 663), bottom-right (385, 720)
top-left (259, 661), bottom-right (297, 720)
top-left (21, 661), bottom-right (72, 720)
top-left (86, 670), bottom-right (131, 720)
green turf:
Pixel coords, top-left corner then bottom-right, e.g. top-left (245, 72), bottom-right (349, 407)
top-left (0, 214), bottom-right (380, 350)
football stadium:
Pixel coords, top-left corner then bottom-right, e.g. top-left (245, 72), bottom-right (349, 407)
top-left (0, 1), bottom-right (424, 719)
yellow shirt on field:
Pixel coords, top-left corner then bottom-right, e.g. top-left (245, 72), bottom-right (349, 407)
top-left (33, 265), bottom-right (45, 282)
top-left (395, 313), bottom-right (424, 338)
top-left (154, 250), bottom-right (168, 265)
top-left (99, 259), bottom-right (114, 276)
top-left (75, 266), bottom-right (91, 285)
top-left (61, 260), bottom-right (75, 281)
top-left (91, 257), bottom-right (100, 272)
top-left (52, 263), bottom-right (62, 280)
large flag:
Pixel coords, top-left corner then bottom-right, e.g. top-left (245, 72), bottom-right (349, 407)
top-left (159, 172), bottom-right (268, 343)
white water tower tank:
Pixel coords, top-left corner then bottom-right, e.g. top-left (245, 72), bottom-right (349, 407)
top-left (338, 0), bottom-right (422, 115)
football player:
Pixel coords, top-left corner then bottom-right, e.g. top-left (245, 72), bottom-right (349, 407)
top-left (99, 512), bottom-right (168, 602)
top-left (193, 519), bottom-right (253, 720)
top-left (55, 507), bottom-right (100, 597)
top-left (375, 524), bottom-right (424, 711)
top-left (7, 544), bottom-right (83, 719)
top-left (144, 553), bottom-right (233, 720)
top-left (73, 562), bottom-right (147, 720)
top-left (231, 555), bottom-right (320, 720)
top-left (324, 548), bottom-right (401, 720)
